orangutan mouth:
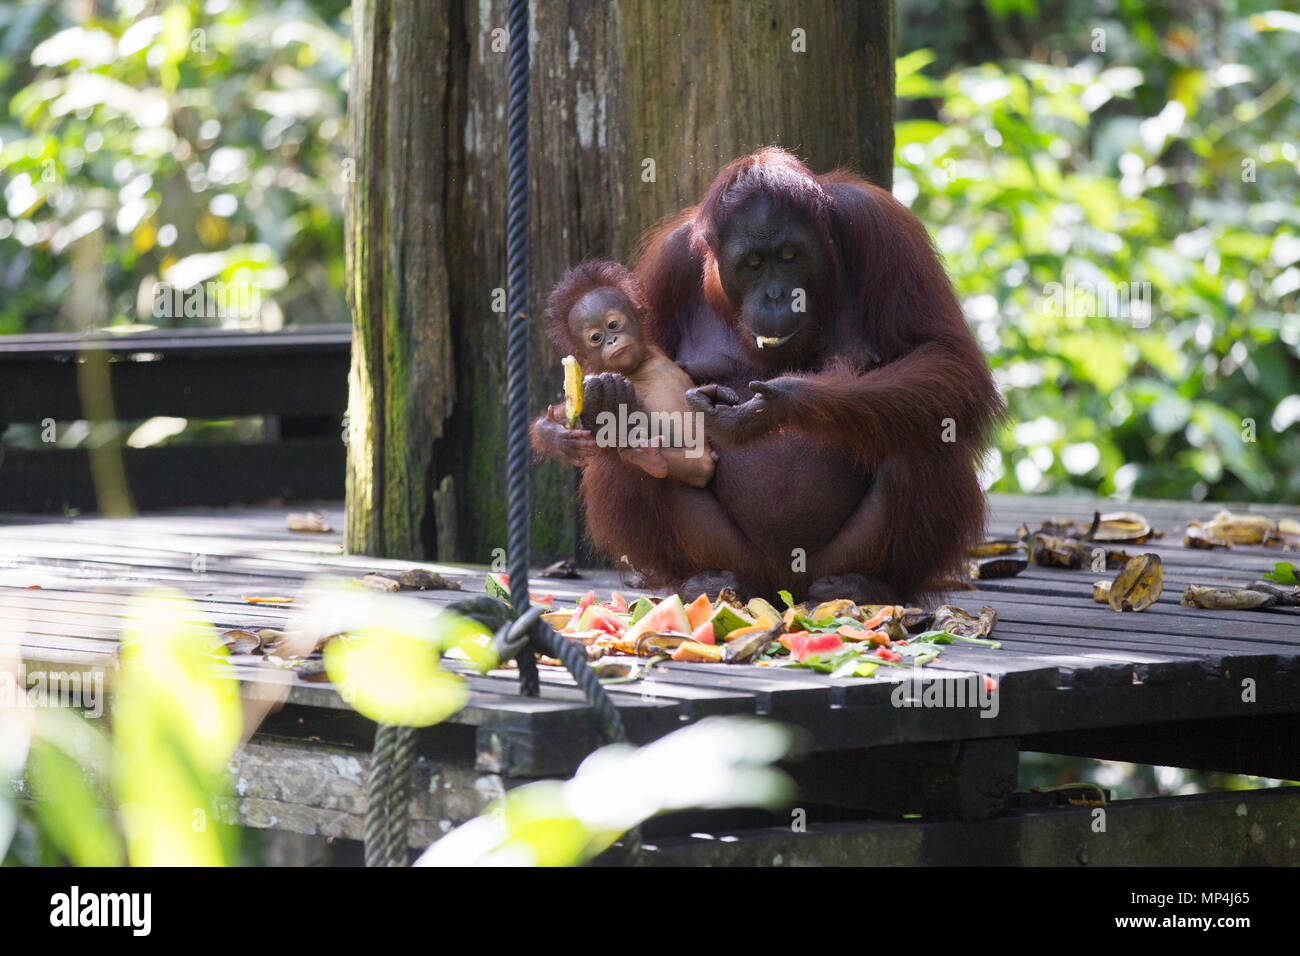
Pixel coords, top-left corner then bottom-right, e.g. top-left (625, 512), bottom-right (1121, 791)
top-left (754, 332), bottom-right (796, 349)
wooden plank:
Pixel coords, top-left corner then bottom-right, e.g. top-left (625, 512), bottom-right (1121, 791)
top-left (0, 325), bottom-right (350, 421)
top-left (638, 785), bottom-right (1300, 866)
top-left (1, 441), bottom-right (344, 511)
top-left (1023, 712), bottom-right (1300, 780)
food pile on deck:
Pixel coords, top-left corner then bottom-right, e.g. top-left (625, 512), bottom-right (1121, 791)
top-left (486, 573), bottom-right (1000, 682)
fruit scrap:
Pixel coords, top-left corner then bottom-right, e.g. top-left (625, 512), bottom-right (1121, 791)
top-left (859, 604), bottom-right (909, 643)
top-left (779, 632), bottom-right (843, 662)
top-left (639, 633), bottom-right (689, 656)
top-left (1107, 553), bottom-right (1163, 612)
top-left (1183, 524), bottom-right (1229, 550)
top-left (933, 604), bottom-right (997, 640)
top-left (1092, 580), bottom-right (1112, 604)
top-left (710, 602), bottom-right (757, 641)
top-left (562, 355), bottom-right (583, 427)
top-left (242, 595), bottom-right (293, 604)
top-left (484, 572), bottom-right (552, 608)
top-left (721, 621), bottom-right (784, 663)
top-left (1191, 510), bottom-right (1276, 546)
top-left (809, 598), bottom-right (858, 621)
top-left (539, 558), bottom-right (583, 579)
top-left (395, 569), bottom-right (461, 590)
top-left (1088, 511), bottom-right (1155, 543)
top-left (1182, 510), bottom-right (1300, 550)
top-left (837, 624), bottom-right (891, 645)
top-left (221, 629), bottom-right (262, 655)
top-left (286, 511), bottom-right (332, 533)
top-left (968, 555), bottom-right (1029, 580)
top-left (1180, 585), bottom-right (1277, 610)
top-left (1249, 579), bottom-right (1300, 606)
top-left (969, 539), bottom-right (1028, 557)
top-left (746, 597), bottom-right (783, 626)
top-left (1030, 534), bottom-right (1087, 569)
top-left (670, 640), bottom-right (723, 663)
top-left (685, 593), bottom-right (713, 631)
top-left (1020, 511), bottom-right (1157, 544)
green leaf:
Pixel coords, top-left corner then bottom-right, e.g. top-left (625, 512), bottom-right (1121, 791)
top-left (1263, 562), bottom-right (1298, 585)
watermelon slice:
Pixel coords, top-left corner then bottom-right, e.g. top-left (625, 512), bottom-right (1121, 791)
top-left (780, 632), bottom-right (843, 662)
top-left (622, 594), bottom-right (691, 644)
top-left (629, 597), bottom-right (655, 623)
top-left (486, 572), bottom-right (510, 601)
top-left (578, 604), bottom-right (628, 637)
top-left (484, 572), bottom-right (552, 608)
top-left (607, 591), bottom-right (629, 613)
top-left (691, 621), bottom-right (716, 646)
top-left (708, 603), bottom-right (755, 641)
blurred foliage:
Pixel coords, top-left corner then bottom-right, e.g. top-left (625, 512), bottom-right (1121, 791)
top-left (1019, 751), bottom-right (1296, 802)
top-left (418, 717), bottom-right (794, 866)
top-left (3, 590), bottom-right (242, 865)
top-left (3, 1), bottom-right (1296, 500)
top-left (897, 0), bottom-right (1300, 503)
top-left (0, 0), bottom-right (351, 335)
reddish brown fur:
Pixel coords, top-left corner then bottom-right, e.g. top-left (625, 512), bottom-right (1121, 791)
top-left (538, 148), bottom-right (1004, 604)
top-left (543, 259), bottom-right (650, 359)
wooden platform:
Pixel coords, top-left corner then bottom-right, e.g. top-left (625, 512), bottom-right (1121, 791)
top-left (2, 493), bottom-right (1298, 858)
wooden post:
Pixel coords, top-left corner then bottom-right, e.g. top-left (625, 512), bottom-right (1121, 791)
top-left (345, 0), bottom-right (895, 563)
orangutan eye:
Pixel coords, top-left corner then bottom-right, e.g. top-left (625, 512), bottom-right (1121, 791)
top-left (743, 252), bottom-right (762, 269)
top-left (606, 315), bottom-right (623, 331)
top-left (589, 330), bottom-right (603, 346)
top-left (779, 245), bottom-right (797, 262)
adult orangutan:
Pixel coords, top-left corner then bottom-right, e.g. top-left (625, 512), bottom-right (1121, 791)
top-left (532, 147), bottom-right (1003, 604)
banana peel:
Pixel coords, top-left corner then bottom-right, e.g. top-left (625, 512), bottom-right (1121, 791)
top-left (1107, 553), bottom-right (1163, 612)
top-left (1180, 585), bottom-right (1277, 610)
top-left (562, 354), bottom-right (582, 427)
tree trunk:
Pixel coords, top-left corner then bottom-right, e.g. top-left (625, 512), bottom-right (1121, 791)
top-left (345, 0), bottom-right (895, 564)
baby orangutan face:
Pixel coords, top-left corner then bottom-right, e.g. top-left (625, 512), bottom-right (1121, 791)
top-left (568, 286), bottom-right (647, 375)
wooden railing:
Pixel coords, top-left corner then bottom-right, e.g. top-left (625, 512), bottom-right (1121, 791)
top-left (0, 325), bottom-right (351, 512)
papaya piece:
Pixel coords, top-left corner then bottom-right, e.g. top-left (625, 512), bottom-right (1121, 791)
top-left (837, 624), bottom-right (890, 646)
top-left (685, 593), bottom-right (713, 632)
top-left (670, 640), bottom-right (723, 663)
top-left (719, 623), bottom-right (769, 644)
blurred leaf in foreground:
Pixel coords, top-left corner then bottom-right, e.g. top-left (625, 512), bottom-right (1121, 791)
top-left (416, 717), bottom-right (796, 867)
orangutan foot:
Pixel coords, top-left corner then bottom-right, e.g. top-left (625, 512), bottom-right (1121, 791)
top-left (807, 573), bottom-right (899, 605)
top-left (678, 569), bottom-right (744, 603)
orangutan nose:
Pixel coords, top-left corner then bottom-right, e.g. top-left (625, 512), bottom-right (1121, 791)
top-left (765, 284), bottom-right (785, 304)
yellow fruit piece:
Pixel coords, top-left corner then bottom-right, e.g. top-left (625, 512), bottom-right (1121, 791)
top-left (562, 355), bottom-right (582, 428)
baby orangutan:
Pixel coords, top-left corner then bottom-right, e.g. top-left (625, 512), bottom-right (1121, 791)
top-left (532, 259), bottom-right (714, 487)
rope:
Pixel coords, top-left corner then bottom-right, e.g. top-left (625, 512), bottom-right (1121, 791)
top-left (497, 0), bottom-right (635, 862)
top-left (490, 609), bottom-right (641, 863)
top-left (365, 723), bottom-right (417, 866)
top-left (505, 0), bottom-right (538, 698)
top-left (366, 0), bottom-right (637, 866)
